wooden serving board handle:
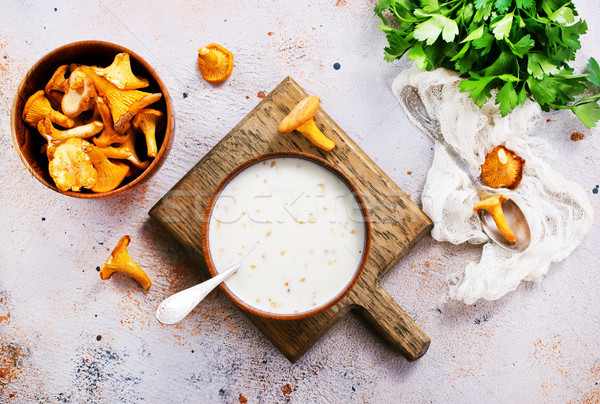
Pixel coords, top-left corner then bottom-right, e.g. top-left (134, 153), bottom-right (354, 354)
top-left (348, 278), bottom-right (430, 361)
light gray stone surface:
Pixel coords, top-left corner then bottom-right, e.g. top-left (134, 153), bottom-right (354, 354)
top-left (1, 1), bottom-right (599, 402)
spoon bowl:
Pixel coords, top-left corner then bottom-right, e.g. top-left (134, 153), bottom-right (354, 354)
top-left (478, 198), bottom-right (531, 252)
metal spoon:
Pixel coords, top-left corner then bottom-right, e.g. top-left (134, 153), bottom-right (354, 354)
top-left (156, 263), bottom-right (239, 324)
top-left (400, 86), bottom-right (531, 252)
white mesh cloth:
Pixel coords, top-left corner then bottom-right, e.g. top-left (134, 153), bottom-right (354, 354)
top-left (392, 67), bottom-right (593, 304)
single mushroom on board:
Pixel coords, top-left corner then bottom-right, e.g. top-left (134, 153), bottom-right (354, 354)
top-left (278, 96), bottom-right (335, 152)
top-left (38, 116), bottom-right (103, 142)
top-left (47, 138), bottom-right (98, 192)
top-left (92, 96), bottom-right (127, 147)
top-left (473, 194), bottom-right (517, 244)
top-left (100, 235), bottom-right (151, 290)
top-left (22, 90), bottom-right (74, 128)
top-left (197, 44), bottom-right (234, 83)
top-left (61, 70), bottom-right (97, 118)
top-left (90, 52), bottom-right (149, 90)
top-left (133, 109), bottom-right (163, 158)
top-left (73, 65), bottom-right (161, 134)
top-left (96, 130), bottom-right (150, 170)
top-left (481, 145), bottom-right (525, 190)
top-left (87, 146), bottom-right (130, 193)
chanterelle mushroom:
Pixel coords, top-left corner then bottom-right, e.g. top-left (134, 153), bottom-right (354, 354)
top-left (38, 116), bottom-right (103, 141)
top-left (91, 53), bottom-right (149, 90)
top-left (22, 90), bottom-right (74, 128)
top-left (197, 44), bottom-right (234, 83)
top-left (481, 145), bottom-right (525, 190)
top-left (62, 70), bottom-right (97, 118)
top-left (45, 65), bottom-right (70, 94)
top-left (278, 96), bottom-right (335, 151)
top-left (473, 194), bottom-right (517, 244)
top-left (133, 109), bottom-right (163, 158)
top-left (96, 130), bottom-right (150, 170)
top-left (48, 138), bottom-right (98, 192)
top-left (87, 146), bottom-right (129, 193)
top-left (74, 65), bottom-right (161, 134)
top-left (93, 96), bottom-right (127, 147)
top-left (100, 235), bottom-right (151, 290)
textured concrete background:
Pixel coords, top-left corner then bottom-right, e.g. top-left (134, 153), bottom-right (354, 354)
top-left (1, 1), bottom-right (599, 402)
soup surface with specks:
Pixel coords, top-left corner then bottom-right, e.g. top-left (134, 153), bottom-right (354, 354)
top-left (208, 157), bottom-right (367, 315)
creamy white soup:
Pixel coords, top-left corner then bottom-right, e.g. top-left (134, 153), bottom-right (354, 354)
top-left (208, 157), bottom-right (366, 315)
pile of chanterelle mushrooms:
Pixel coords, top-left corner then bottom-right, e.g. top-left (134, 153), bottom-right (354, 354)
top-left (22, 53), bottom-right (164, 192)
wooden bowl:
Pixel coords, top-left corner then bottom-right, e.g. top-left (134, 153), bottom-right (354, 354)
top-left (11, 41), bottom-right (174, 198)
top-left (202, 151), bottom-right (372, 321)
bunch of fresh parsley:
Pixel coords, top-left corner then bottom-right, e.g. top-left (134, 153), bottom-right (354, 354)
top-left (375, 0), bottom-right (600, 128)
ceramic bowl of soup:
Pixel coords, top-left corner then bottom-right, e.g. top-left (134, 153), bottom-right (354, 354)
top-left (202, 151), bottom-right (371, 320)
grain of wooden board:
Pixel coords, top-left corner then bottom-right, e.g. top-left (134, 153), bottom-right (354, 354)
top-left (149, 76), bottom-right (433, 362)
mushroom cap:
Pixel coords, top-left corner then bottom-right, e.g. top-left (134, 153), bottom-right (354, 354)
top-left (61, 70), bottom-right (97, 118)
top-left (481, 145), bottom-right (525, 190)
top-left (48, 138), bottom-right (98, 192)
top-left (23, 91), bottom-right (50, 124)
top-left (91, 52), bottom-right (149, 90)
top-left (197, 44), bottom-right (234, 83)
top-left (45, 65), bottom-right (70, 94)
top-left (87, 146), bottom-right (130, 193)
top-left (278, 96), bottom-right (320, 134)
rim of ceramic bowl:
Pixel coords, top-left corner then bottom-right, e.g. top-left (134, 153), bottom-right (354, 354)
top-left (11, 40), bottom-right (174, 198)
top-left (202, 151), bottom-right (372, 321)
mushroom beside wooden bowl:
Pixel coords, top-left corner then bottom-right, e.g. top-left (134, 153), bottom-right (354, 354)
top-left (11, 41), bottom-right (174, 198)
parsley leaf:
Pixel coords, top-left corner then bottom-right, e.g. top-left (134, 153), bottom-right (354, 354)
top-left (515, 0), bottom-right (534, 9)
top-left (490, 13), bottom-right (513, 40)
top-left (572, 102), bottom-right (600, 128)
top-left (496, 81), bottom-right (518, 116)
top-left (587, 58), bottom-right (600, 87)
top-left (494, 0), bottom-right (513, 14)
top-left (508, 35), bottom-right (535, 58)
top-left (527, 53), bottom-right (560, 79)
top-left (460, 75), bottom-right (496, 107)
top-left (414, 15), bottom-right (458, 44)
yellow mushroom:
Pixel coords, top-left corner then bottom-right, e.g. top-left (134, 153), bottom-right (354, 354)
top-left (278, 96), bottom-right (335, 152)
top-left (100, 235), bottom-right (151, 290)
top-left (92, 96), bottom-right (127, 147)
top-left (73, 65), bottom-right (161, 134)
top-left (91, 52), bottom-right (149, 90)
top-left (133, 109), bottom-right (163, 158)
top-left (38, 116), bottom-right (103, 142)
top-left (87, 146), bottom-right (130, 193)
top-left (48, 138), bottom-right (98, 192)
top-left (61, 70), bottom-right (97, 118)
top-left (197, 44), bottom-right (234, 83)
top-left (22, 90), bottom-right (74, 128)
top-left (473, 194), bottom-right (517, 244)
top-left (481, 145), bottom-right (525, 190)
top-left (45, 65), bottom-right (69, 94)
top-left (95, 130), bottom-right (149, 170)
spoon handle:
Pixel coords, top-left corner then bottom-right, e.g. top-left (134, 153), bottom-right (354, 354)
top-left (156, 264), bottom-right (239, 325)
top-left (400, 86), bottom-right (483, 193)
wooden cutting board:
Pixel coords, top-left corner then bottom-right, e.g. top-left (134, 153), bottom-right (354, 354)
top-left (149, 77), bottom-right (432, 362)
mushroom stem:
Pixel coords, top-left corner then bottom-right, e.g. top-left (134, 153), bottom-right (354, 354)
top-left (198, 48), bottom-right (220, 67)
top-left (473, 195), bottom-right (517, 244)
top-left (296, 119), bottom-right (336, 152)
